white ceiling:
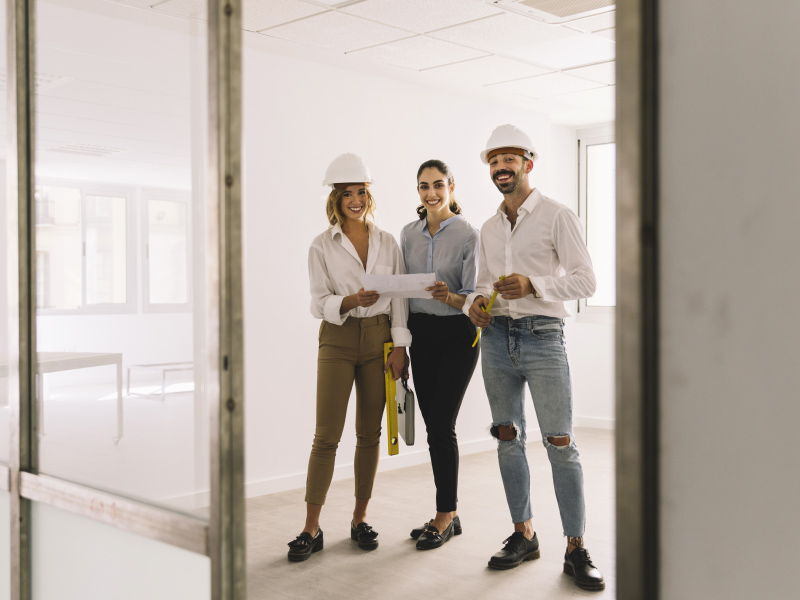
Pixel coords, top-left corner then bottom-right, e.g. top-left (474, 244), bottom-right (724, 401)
top-left (0, 0), bottom-right (614, 187)
top-left (125, 0), bottom-right (616, 125)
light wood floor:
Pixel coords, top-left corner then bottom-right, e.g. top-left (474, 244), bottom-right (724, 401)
top-left (246, 427), bottom-right (615, 599)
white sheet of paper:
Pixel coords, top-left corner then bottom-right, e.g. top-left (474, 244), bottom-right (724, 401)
top-left (362, 273), bottom-right (436, 298)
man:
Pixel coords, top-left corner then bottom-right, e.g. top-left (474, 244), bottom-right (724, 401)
top-left (465, 124), bottom-right (605, 591)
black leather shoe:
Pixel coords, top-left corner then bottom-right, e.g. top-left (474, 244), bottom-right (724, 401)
top-left (410, 516), bottom-right (462, 539)
top-left (351, 521), bottom-right (379, 550)
top-left (563, 547), bottom-right (605, 591)
top-left (416, 519), bottom-right (455, 550)
top-left (487, 531), bottom-right (540, 569)
top-left (287, 529), bottom-right (323, 561)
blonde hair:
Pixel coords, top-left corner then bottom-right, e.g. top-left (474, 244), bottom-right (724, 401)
top-left (326, 182), bottom-right (376, 227)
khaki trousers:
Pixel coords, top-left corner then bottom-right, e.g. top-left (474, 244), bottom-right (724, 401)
top-left (305, 314), bottom-right (390, 505)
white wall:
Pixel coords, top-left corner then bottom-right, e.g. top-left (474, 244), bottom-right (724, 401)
top-left (0, 492), bottom-right (8, 600)
top-left (31, 503), bottom-right (210, 600)
top-left (660, 2), bottom-right (800, 598)
top-left (242, 39), bottom-right (614, 497)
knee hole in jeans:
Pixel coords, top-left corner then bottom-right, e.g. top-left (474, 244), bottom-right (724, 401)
top-left (491, 424), bottom-right (517, 441)
top-left (546, 435), bottom-right (570, 448)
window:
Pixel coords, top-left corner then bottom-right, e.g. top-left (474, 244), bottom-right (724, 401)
top-left (35, 182), bottom-right (136, 313)
top-left (142, 190), bottom-right (191, 312)
top-left (578, 128), bottom-right (616, 312)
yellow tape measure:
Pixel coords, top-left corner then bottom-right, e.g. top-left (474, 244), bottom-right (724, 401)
top-left (472, 275), bottom-right (505, 347)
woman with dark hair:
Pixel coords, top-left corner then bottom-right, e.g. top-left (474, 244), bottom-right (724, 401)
top-left (287, 153), bottom-right (409, 562)
top-left (400, 159), bottom-right (480, 550)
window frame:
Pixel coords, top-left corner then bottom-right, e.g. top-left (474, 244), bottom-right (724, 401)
top-left (578, 125), bottom-right (616, 315)
top-left (35, 178), bottom-right (138, 316)
top-left (141, 188), bottom-right (193, 314)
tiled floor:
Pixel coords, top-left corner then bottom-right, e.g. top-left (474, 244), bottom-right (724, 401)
top-left (246, 427), bottom-right (615, 599)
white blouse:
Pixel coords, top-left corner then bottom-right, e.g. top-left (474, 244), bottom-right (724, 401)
top-left (308, 222), bottom-right (411, 347)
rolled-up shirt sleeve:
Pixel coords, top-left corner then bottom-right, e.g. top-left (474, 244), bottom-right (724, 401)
top-left (308, 240), bottom-right (348, 326)
top-left (456, 228), bottom-right (480, 297)
top-left (463, 228), bottom-right (492, 316)
top-left (388, 238), bottom-right (412, 347)
top-left (529, 208), bottom-right (596, 302)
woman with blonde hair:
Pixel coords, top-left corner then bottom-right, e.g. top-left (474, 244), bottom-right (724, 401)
top-left (287, 153), bottom-right (409, 561)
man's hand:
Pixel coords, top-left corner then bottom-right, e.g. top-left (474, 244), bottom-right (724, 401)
top-left (494, 273), bottom-right (533, 300)
top-left (426, 281), bottom-right (450, 304)
top-left (469, 296), bottom-right (491, 327)
top-left (385, 347), bottom-right (407, 380)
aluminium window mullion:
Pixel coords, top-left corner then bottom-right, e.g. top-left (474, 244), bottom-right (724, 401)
top-left (7, 1), bottom-right (37, 599)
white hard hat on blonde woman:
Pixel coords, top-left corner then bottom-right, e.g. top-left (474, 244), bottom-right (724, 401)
top-left (480, 124), bottom-right (539, 164)
top-left (322, 153), bottom-right (373, 186)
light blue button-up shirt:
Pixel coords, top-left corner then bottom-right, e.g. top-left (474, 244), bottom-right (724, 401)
top-left (400, 214), bottom-right (480, 316)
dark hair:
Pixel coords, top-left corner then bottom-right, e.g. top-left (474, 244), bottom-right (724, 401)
top-left (416, 159), bottom-right (462, 220)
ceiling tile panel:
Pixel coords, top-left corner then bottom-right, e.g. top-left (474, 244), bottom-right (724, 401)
top-left (261, 11), bottom-right (411, 52)
top-left (349, 36), bottom-right (487, 71)
top-left (594, 27), bottom-right (615, 41)
top-left (430, 13), bottom-right (580, 57)
top-left (111, 0), bottom-right (160, 7)
top-left (244, 0), bottom-right (328, 32)
top-left (564, 60), bottom-right (615, 84)
top-left (151, 0), bottom-right (205, 21)
top-left (424, 55), bottom-right (550, 85)
top-left (341, 0), bottom-right (502, 34)
top-left (506, 33), bottom-right (615, 68)
top-left (567, 11), bottom-right (615, 32)
top-left (492, 71), bottom-right (604, 99)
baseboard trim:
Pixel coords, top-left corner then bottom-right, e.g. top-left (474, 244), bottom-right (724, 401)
top-left (574, 416), bottom-right (616, 430)
top-left (164, 422), bottom-right (615, 510)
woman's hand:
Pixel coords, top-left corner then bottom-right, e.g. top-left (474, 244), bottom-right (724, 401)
top-left (426, 281), bottom-right (450, 304)
top-left (341, 288), bottom-right (381, 313)
top-left (356, 288), bottom-right (380, 307)
top-left (385, 347), bottom-right (407, 380)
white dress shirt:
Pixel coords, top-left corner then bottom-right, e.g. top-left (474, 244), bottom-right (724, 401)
top-left (309, 222), bottom-right (411, 347)
top-left (464, 189), bottom-right (596, 319)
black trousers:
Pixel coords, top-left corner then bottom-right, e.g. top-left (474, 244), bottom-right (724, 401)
top-left (408, 312), bottom-right (480, 512)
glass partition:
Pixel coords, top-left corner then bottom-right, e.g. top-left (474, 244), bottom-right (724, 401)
top-left (34, 0), bottom-right (210, 515)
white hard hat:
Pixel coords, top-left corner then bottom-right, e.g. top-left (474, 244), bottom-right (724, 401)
top-left (322, 153), bottom-right (373, 186)
top-left (480, 124), bottom-right (539, 164)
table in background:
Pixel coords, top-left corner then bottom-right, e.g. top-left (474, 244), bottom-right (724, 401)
top-left (0, 352), bottom-right (123, 443)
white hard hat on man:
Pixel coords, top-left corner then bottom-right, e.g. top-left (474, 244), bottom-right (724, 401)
top-left (322, 153), bottom-right (373, 187)
top-left (480, 124), bottom-right (539, 164)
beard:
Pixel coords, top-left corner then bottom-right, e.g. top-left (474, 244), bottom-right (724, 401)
top-left (492, 168), bottom-right (525, 194)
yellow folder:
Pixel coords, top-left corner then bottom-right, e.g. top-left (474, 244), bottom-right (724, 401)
top-left (384, 342), bottom-right (399, 456)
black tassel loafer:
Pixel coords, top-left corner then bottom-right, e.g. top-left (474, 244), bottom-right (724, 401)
top-left (416, 519), bottom-right (456, 550)
top-left (410, 515), bottom-right (462, 540)
top-left (487, 531), bottom-right (540, 570)
top-left (563, 547), bottom-right (605, 591)
top-left (351, 521), bottom-right (379, 550)
top-left (287, 529), bottom-right (323, 562)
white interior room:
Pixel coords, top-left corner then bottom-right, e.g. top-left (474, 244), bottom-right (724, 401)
top-left (4, 1), bottom-right (800, 599)
top-left (2, 0), bottom-right (618, 598)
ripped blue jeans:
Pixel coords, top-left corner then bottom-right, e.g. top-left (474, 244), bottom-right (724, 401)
top-left (482, 315), bottom-right (585, 537)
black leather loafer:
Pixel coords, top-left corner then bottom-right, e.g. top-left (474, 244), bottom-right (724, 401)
top-left (487, 531), bottom-right (540, 569)
top-left (410, 515), bottom-right (462, 539)
top-left (351, 521), bottom-right (379, 550)
top-left (563, 547), bottom-right (605, 591)
top-left (416, 519), bottom-right (455, 550)
top-left (287, 529), bottom-right (323, 562)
